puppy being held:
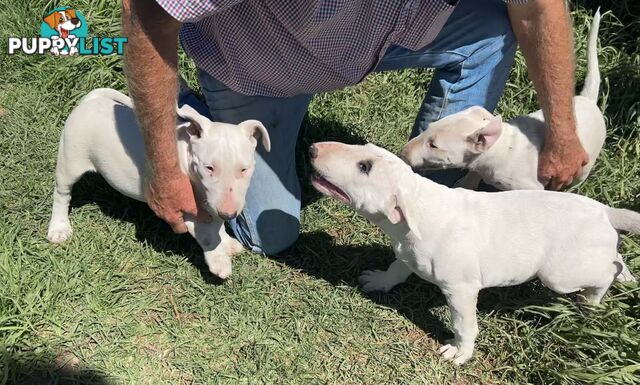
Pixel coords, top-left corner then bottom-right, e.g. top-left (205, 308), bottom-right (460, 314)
top-left (401, 11), bottom-right (605, 191)
top-left (47, 88), bottom-right (270, 279)
top-left (310, 141), bottom-right (636, 365)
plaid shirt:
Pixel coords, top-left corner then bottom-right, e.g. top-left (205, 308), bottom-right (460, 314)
top-left (157, 0), bottom-right (525, 97)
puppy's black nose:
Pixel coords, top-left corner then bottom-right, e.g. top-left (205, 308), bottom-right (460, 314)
top-left (71, 18), bottom-right (80, 24)
top-left (309, 144), bottom-right (318, 159)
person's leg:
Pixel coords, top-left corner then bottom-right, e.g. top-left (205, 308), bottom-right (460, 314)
top-left (376, 0), bottom-right (517, 138)
top-left (179, 71), bottom-right (312, 255)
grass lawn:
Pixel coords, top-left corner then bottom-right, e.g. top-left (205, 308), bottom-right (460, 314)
top-left (1, 1), bottom-right (639, 384)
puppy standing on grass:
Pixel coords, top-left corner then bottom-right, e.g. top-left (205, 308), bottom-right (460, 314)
top-left (401, 11), bottom-right (605, 191)
top-left (310, 141), bottom-right (636, 365)
top-left (47, 88), bottom-right (271, 279)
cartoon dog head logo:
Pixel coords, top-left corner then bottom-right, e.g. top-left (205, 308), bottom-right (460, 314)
top-left (43, 8), bottom-right (82, 39)
top-left (40, 7), bottom-right (88, 55)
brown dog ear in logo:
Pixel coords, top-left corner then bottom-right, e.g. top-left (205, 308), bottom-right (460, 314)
top-left (43, 12), bottom-right (60, 29)
top-left (65, 9), bottom-right (77, 20)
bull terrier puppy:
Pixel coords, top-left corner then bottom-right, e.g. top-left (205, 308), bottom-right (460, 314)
top-left (310, 141), bottom-right (636, 365)
top-left (47, 88), bottom-right (270, 279)
top-left (401, 11), bottom-right (605, 191)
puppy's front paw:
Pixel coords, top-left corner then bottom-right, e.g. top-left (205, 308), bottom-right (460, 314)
top-left (438, 340), bottom-right (473, 365)
top-left (358, 270), bottom-right (395, 293)
top-left (225, 237), bottom-right (245, 255)
top-left (47, 222), bottom-right (73, 243)
top-left (205, 253), bottom-right (232, 279)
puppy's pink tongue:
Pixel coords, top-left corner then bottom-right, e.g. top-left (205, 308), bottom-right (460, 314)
top-left (311, 174), bottom-right (350, 204)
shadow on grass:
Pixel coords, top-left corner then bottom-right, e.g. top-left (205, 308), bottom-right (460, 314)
top-left (280, 230), bottom-right (563, 341)
top-left (575, 1), bottom-right (640, 55)
top-left (601, 62), bottom-right (640, 138)
top-left (68, 173), bottom-right (213, 281)
top-left (2, 350), bottom-right (112, 385)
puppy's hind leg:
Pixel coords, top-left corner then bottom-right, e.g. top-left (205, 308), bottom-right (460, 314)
top-left (580, 283), bottom-right (612, 304)
top-left (359, 259), bottom-right (413, 293)
top-left (47, 137), bottom-right (92, 243)
top-left (579, 253), bottom-right (631, 304)
top-left (439, 285), bottom-right (480, 365)
top-left (579, 271), bottom-right (616, 305)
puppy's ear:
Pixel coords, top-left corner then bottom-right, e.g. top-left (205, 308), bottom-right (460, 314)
top-left (240, 119), bottom-right (271, 152)
top-left (176, 104), bottom-right (203, 138)
top-left (66, 9), bottom-right (77, 19)
top-left (386, 193), bottom-right (422, 240)
top-left (43, 12), bottom-right (58, 29)
top-left (467, 115), bottom-right (502, 152)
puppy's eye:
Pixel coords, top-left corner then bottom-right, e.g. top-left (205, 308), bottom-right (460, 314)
top-left (428, 140), bottom-right (438, 149)
top-left (206, 165), bottom-right (215, 173)
top-left (241, 167), bottom-right (248, 174)
top-left (357, 160), bottom-right (372, 175)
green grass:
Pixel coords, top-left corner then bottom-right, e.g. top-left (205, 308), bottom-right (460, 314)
top-left (1, 1), bottom-right (639, 384)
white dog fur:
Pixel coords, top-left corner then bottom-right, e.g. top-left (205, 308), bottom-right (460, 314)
top-left (47, 88), bottom-right (271, 279)
top-left (310, 141), bottom-right (636, 365)
top-left (401, 11), bottom-right (605, 191)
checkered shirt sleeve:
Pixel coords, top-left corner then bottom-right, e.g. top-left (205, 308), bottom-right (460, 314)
top-left (156, 0), bottom-right (244, 22)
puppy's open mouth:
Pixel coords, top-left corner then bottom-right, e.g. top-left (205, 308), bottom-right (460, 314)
top-left (311, 174), bottom-right (351, 204)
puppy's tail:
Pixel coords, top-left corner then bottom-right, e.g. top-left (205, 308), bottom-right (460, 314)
top-left (607, 207), bottom-right (640, 234)
top-left (579, 9), bottom-right (601, 102)
top-left (79, 88), bottom-right (132, 106)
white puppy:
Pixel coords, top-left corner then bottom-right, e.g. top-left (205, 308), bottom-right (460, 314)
top-left (47, 88), bottom-right (271, 279)
top-left (401, 11), bottom-right (605, 191)
top-left (310, 141), bottom-right (636, 365)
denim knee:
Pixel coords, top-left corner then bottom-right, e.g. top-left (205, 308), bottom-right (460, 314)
top-left (231, 208), bottom-right (301, 255)
top-left (256, 213), bottom-right (300, 255)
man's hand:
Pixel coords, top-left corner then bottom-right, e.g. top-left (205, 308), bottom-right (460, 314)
top-left (508, 0), bottom-right (589, 190)
top-left (145, 169), bottom-right (209, 233)
top-left (539, 132), bottom-right (589, 190)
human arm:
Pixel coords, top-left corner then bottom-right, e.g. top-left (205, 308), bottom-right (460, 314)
top-left (121, 0), bottom-right (204, 232)
top-left (507, 0), bottom-right (589, 190)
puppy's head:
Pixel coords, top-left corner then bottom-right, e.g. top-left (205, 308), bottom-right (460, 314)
top-left (401, 106), bottom-right (503, 170)
top-left (177, 104), bottom-right (270, 221)
top-left (310, 142), bottom-right (421, 238)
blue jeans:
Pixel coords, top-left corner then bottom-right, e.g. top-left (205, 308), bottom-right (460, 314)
top-left (179, 0), bottom-right (516, 255)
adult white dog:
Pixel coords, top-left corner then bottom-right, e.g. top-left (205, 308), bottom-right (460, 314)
top-left (401, 11), bottom-right (605, 191)
top-left (47, 88), bottom-right (270, 279)
top-left (310, 141), bottom-right (636, 365)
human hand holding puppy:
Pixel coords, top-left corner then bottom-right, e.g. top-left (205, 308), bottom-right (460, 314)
top-left (145, 169), bottom-right (207, 233)
top-left (538, 131), bottom-right (589, 190)
top-left (508, 0), bottom-right (589, 190)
